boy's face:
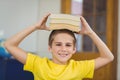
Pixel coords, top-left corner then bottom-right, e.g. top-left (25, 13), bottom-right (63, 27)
top-left (48, 33), bottom-right (76, 65)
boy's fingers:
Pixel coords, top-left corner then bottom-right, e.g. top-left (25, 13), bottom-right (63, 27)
top-left (80, 16), bottom-right (89, 27)
top-left (46, 26), bottom-right (50, 31)
top-left (41, 13), bottom-right (51, 23)
top-left (44, 13), bottom-right (51, 20)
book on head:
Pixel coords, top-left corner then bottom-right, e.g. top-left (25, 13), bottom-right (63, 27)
top-left (48, 14), bottom-right (81, 32)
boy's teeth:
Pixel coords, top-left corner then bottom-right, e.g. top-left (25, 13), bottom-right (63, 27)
top-left (59, 54), bottom-right (67, 57)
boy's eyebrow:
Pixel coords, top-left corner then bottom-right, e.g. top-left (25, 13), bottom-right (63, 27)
top-left (54, 42), bottom-right (62, 44)
top-left (54, 42), bottom-right (73, 44)
top-left (54, 42), bottom-right (61, 43)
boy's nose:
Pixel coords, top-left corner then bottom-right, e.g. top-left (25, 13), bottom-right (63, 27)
top-left (61, 46), bottom-right (67, 51)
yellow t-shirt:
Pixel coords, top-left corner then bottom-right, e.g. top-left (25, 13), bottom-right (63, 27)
top-left (24, 53), bottom-right (95, 80)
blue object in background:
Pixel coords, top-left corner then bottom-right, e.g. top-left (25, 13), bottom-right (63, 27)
top-left (0, 39), bottom-right (11, 58)
top-left (0, 39), bottom-right (34, 80)
top-left (5, 59), bottom-right (34, 80)
top-left (0, 57), bottom-right (6, 80)
top-left (0, 47), bottom-right (11, 58)
top-left (0, 58), bottom-right (34, 80)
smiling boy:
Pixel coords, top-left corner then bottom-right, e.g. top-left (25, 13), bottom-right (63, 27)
top-left (4, 13), bottom-right (114, 80)
top-left (48, 29), bottom-right (76, 65)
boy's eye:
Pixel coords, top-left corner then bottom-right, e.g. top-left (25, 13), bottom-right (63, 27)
top-left (55, 43), bottom-right (73, 47)
top-left (56, 44), bottom-right (61, 46)
top-left (66, 44), bottom-right (72, 47)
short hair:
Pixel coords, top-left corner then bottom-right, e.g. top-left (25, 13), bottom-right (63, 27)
top-left (48, 29), bottom-right (76, 47)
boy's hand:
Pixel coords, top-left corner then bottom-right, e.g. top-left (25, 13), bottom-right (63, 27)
top-left (78, 16), bottom-right (94, 35)
top-left (35, 13), bottom-right (51, 31)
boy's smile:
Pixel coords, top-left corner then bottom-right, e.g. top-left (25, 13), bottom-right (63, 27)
top-left (49, 33), bottom-right (76, 65)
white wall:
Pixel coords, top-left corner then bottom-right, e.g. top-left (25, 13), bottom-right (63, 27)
top-left (0, 0), bottom-right (61, 58)
top-left (117, 0), bottom-right (120, 80)
top-left (0, 0), bottom-right (39, 52)
top-left (36, 0), bottom-right (61, 58)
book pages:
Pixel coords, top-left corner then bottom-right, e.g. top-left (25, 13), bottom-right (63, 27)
top-left (48, 14), bottom-right (81, 32)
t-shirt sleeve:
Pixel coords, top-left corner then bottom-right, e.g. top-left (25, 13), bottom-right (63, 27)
top-left (83, 60), bottom-right (95, 78)
top-left (23, 53), bottom-right (38, 72)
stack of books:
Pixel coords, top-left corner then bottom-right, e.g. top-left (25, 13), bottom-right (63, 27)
top-left (49, 14), bottom-right (80, 32)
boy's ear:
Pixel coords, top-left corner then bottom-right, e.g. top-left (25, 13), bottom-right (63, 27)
top-left (72, 47), bottom-right (76, 54)
top-left (48, 46), bottom-right (52, 52)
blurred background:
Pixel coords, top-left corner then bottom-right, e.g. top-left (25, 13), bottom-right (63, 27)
top-left (0, 0), bottom-right (119, 80)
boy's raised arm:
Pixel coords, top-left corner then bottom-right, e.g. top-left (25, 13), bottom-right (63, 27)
top-left (79, 16), bottom-right (114, 70)
top-left (4, 13), bottom-right (50, 64)
top-left (88, 31), bottom-right (114, 70)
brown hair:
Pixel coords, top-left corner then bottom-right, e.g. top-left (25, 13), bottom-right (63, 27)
top-left (48, 29), bottom-right (76, 47)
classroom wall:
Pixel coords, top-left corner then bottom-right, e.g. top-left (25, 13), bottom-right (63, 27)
top-left (0, 0), bottom-right (61, 58)
top-left (0, 0), bottom-right (39, 52)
